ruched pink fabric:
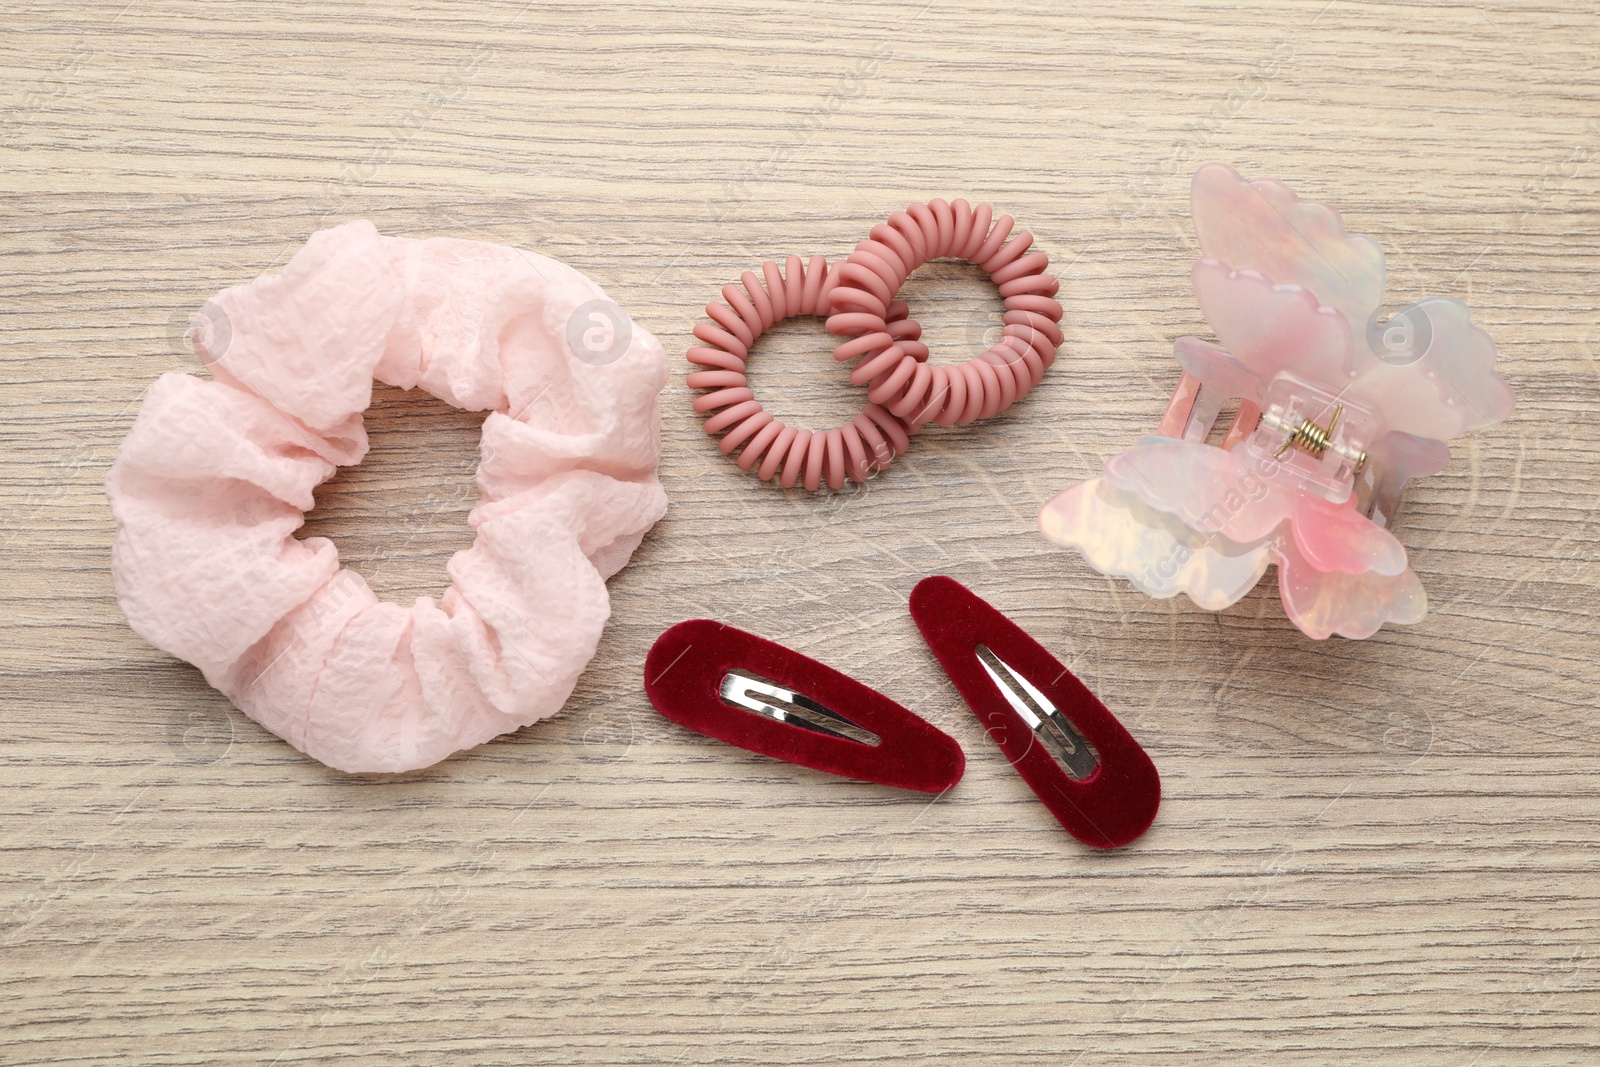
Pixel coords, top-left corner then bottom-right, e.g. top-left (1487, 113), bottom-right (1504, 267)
top-left (107, 221), bottom-right (668, 773)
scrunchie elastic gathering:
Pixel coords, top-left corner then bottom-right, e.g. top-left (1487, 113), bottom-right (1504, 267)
top-left (106, 221), bottom-right (668, 773)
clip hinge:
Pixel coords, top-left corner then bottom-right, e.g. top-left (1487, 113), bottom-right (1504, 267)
top-left (1263, 402), bottom-right (1368, 471)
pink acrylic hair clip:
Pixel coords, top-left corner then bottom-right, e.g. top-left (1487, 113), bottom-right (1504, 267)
top-left (1041, 164), bottom-right (1517, 639)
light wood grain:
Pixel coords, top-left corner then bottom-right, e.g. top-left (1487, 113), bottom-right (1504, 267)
top-left (3, 1), bottom-right (1599, 1063)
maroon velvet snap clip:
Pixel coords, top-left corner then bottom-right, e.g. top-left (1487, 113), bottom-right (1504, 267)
top-left (909, 576), bottom-right (1160, 848)
top-left (644, 619), bottom-right (965, 794)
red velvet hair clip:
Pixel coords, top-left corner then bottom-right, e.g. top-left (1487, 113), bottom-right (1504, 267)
top-left (644, 619), bottom-right (965, 794)
top-left (910, 576), bottom-right (1160, 849)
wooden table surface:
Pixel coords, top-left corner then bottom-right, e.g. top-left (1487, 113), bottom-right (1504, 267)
top-left (4, 1), bottom-right (1598, 1063)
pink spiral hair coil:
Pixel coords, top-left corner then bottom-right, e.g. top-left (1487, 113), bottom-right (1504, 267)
top-left (689, 255), bottom-right (917, 492)
top-left (826, 198), bottom-right (1063, 427)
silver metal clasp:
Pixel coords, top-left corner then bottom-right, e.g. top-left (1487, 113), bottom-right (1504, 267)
top-left (975, 645), bottom-right (1099, 780)
top-left (719, 673), bottom-right (880, 746)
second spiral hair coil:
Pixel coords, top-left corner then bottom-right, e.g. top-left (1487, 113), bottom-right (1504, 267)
top-left (826, 198), bottom-right (1063, 428)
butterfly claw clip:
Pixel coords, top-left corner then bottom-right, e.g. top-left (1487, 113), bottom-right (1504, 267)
top-left (1041, 163), bottom-right (1516, 640)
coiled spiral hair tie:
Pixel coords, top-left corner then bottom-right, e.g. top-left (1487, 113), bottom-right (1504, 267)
top-left (689, 255), bottom-right (917, 491)
top-left (826, 198), bottom-right (1063, 428)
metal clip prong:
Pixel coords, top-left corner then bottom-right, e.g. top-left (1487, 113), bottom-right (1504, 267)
top-left (720, 673), bottom-right (879, 746)
top-left (976, 645), bottom-right (1099, 781)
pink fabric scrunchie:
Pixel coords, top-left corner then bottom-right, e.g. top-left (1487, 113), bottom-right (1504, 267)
top-left (107, 221), bottom-right (668, 773)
